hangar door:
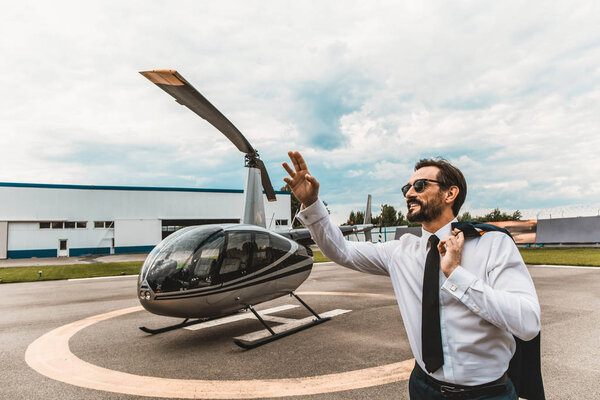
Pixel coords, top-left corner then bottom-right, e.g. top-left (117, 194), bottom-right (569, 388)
top-left (0, 221), bottom-right (7, 259)
top-left (161, 218), bottom-right (240, 239)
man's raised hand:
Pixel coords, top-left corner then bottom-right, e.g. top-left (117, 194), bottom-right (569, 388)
top-left (282, 151), bottom-right (319, 208)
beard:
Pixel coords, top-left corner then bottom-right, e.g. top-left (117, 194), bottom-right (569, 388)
top-left (406, 196), bottom-right (444, 223)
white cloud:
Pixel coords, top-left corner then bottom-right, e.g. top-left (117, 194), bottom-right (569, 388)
top-left (0, 0), bottom-right (599, 224)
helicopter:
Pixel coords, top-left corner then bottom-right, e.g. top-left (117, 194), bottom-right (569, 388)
top-left (136, 70), bottom-right (373, 349)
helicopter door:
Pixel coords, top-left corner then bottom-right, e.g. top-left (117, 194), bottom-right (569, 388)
top-left (252, 232), bottom-right (272, 271)
top-left (189, 232), bottom-right (225, 289)
top-left (218, 231), bottom-right (254, 283)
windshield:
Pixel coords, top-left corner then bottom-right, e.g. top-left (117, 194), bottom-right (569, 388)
top-left (141, 226), bottom-right (195, 279)
top-left (140, 225), bottom-right (223, 292)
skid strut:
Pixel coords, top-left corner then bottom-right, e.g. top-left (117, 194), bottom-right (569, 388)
top-left (233, 291), bottom-right (330, 349)
top-left (139, 312), bottom-right (239, 335)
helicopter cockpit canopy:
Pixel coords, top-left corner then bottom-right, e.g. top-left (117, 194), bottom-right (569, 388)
top-left (140, 225), bottom-right (225, 293)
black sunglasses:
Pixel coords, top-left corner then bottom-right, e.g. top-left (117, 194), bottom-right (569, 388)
top-left (401, 179), bottom-right (443, 197)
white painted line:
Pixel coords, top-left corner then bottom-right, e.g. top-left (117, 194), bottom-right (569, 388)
top-left (68, 274), bottom-right (138, 282)
top-left (298, 291), bottom-right (396, 300)
top-left (25, 293), bottom-right (413, 398)
top-left (528, 264), bottom-right (600, 270)
top-left (314, 262), bottom-right (338, 267)
top-left (234, 309), bottom-right (351, 342)
top-left (321, 308), bottom-right (352, 317)
top-left (184, 304), bottom-right (299, 331)
top-left (260, 315), bottom-right (298, 324)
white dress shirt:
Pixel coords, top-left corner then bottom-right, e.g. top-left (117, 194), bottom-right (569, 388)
top-left (298, 199), bottom-right (541, 386)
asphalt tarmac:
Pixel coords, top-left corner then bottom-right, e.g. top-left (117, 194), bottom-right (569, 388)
top-left (1, 263), bottom-right (599, 399)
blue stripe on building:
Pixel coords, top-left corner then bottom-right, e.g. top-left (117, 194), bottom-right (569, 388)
top-left (0, 182), bottom-right (290, 195)
top-left (69, 247), bottom-right (111, 257)
top-left (114, 245), bottom-right (154, 254)
top-left (7, 249), bottom-right (57, 259)
top-left (5, 246), bottom-right (152, 259)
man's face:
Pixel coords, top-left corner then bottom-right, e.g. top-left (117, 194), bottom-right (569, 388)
top-left (405, 166), bottom-right (445, 223)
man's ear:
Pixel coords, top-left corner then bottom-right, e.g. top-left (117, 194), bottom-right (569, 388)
top-left (445, 186), bottom-right (459, 205)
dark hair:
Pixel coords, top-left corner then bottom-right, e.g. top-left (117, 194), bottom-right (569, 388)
top-left (414, 158), bottom-right (467, 217)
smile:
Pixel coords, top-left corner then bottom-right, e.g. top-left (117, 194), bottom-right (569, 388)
top-left (407, 202), bottom-right (420, 211)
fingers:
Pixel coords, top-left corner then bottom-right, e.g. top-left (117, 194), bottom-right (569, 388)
top-left (282, 162), bottom-right (295, 178)
top-left (295, 152), bottom-right (309, 171)
top-left (437, 241), bottom-right (446, 256)
top-left (440, 232), bottom-right (465, 251)
top-left (288, 151), bottom-right (309, 173)
top-left (288, 151), bottom-right (302, 172)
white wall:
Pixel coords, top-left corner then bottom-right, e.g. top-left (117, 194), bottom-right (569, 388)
top-left (7, 222), bottom-right (113, 251)
top-left (0, 186), bottom-right (291, 222)
top-left (0, 221), bottom-right (7, 259)
top-left (114, 219), bottom-right (162, 247)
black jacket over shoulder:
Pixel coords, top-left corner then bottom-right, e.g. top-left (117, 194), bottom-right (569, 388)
top-left (451, 221), bottom-right (545, 400)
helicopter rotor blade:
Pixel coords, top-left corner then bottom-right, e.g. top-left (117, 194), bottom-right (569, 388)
top-left (140, 69), bottom-right (255, 155)
top-left (256, 159), bottom-right (277, 202)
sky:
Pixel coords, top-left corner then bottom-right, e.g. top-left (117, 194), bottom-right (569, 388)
top-left (1, 1), bottom-right (599, 224)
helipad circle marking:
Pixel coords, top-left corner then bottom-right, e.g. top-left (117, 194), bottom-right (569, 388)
top-left (25, 292), bottom-right (412, 399)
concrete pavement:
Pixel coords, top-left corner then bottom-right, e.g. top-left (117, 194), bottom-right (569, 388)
top-left (0, 253), bottom-right (148, 267)
top-left (1, 262), bottom-right (599, 399)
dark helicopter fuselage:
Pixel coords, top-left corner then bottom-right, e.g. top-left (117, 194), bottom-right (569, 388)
top-left (137, 224), bottom-right (313, 319)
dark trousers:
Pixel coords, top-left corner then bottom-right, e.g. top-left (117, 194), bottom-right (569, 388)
top-left (408, 368), bottom-right (517, 400)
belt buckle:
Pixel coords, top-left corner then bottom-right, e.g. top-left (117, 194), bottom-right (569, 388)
top-left (440, 385), bottom-right (466, 399)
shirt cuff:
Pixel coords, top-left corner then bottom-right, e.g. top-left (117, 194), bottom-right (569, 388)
top-left (442, 266), bottom-right (477, 299)
top-left (297, 199), bottom-right (329, 226)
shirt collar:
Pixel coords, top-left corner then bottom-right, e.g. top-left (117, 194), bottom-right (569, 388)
top-left (420, 218), bottom-right (458, 249)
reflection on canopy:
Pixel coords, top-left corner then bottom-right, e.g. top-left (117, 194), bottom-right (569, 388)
top-left (141, 226), bottom-right (223, 293)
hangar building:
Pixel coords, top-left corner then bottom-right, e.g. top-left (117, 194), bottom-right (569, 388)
top-left (0, 182), bottom-right (291, 259)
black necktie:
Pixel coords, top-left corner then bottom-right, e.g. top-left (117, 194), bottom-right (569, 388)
top-left (422, 234), bottom-right (444, 373)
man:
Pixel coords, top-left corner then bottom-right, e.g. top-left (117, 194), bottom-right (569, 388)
top-left (282, 151), bottom-right (541, 400)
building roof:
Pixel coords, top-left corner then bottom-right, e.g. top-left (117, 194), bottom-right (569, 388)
top-left (0, 182), bottom-right (290, 195)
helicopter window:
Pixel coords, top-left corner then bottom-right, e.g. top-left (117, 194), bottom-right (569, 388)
top-left (190, 233), bottom-right (225, 286)
top-left (220, 232), bottom-right (253, 276)
top-left (270, 234), bottom-right (292, 260)
top-left (142, 226), bottom-right (223, 292)
top-left (252, 232), bottom-right (272, 269)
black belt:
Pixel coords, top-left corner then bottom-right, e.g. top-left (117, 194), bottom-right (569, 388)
top-left (414, 362), bottom-right (508, 399)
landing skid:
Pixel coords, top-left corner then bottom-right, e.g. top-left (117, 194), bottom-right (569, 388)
top-left (233, 291), bottom-right (330, 349)
top-left (139, 312), bottom-right (239, 334)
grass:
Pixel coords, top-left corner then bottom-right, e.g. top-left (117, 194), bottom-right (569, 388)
top-left (518, 247), bottom-right (600, 267)
top-left (314, 248), bottom-right (600, 267)
top-left (313, 250), bottom-right (330, 263)
top-left (0, 261), bottom-right (143, 283)
top-left (1, 248), bottom-right (597, 284)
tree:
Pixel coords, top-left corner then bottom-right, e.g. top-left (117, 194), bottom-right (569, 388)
top-left (511, 210), bottom-right (522, 221)
top-left (380, 204), bottom-right (398, 227)
top-left (459, 208), bottom-right (523, 222)
top-left (346, 211), bottom-right (356, 225)
top-left (397, 210), bottom-right (407, 226)
top-left (345, 204), bottom-right (412, 227)
top-left (458, 211), bottom-right (472, 221)
top-left (345, 210), bottom-right (365, 225)
top-left (371, 214), bottom-right (381, 226)
top-left (480, 208), bottom-right (522, 222)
